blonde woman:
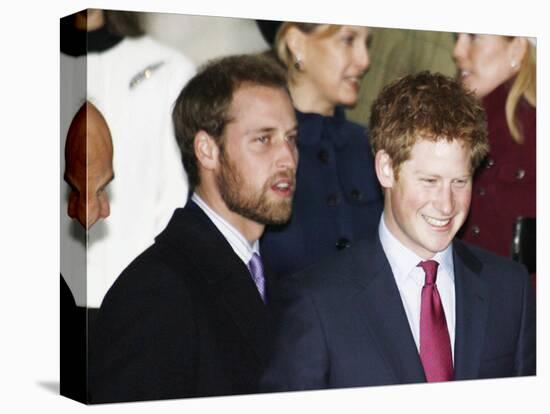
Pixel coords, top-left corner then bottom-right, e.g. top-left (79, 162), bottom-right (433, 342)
top-left (454, 34), bottom-right (536, 263)
top-left (258, 21), bottom-right (383, 278)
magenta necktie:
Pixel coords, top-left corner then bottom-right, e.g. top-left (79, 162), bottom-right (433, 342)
top-left (248, 253), bottom-right (266, 303)
top-left (417, 260), bottom-right (454, 382)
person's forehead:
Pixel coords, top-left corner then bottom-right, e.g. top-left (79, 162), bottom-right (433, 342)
top-left (88, 126), bottom-right (112, 153)
top-left (88, 109), bottom-right (112, 145)
top-left (228, 84), bottom-right (293, 122)
top-left (405, 138), bottom-right (471, 168)
top-left (232, 83), bottom-right (288, 103)
top-left (340, 25), bottom-right (369, 35)
top-left (66, 111), bottom-right (87, 148)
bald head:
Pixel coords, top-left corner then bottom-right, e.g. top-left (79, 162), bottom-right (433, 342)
top-left (64, 102), bottom-right (114, 230)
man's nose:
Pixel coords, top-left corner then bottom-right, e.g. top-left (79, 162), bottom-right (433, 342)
top-left (67, 193), bottom-right (78, 221)
top-left (98, 194), bottom-right (111, 220)
top-left (85, 196), bottom-right (101, 230)
top-left (434, 184), bottom-right (455, 216)
top-left (68, 192), bottom-right (89, 230)
top-left (276, 139), bottom-right (298, 171)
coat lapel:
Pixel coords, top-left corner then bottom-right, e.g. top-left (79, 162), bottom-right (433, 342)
top-left (452, 240), bottom-right (489, 380)
top-left (348, 237), bottom-right (489, 383)
top-left (215, 264), bottom-right (270, 364)
top-left (351, 237), bottom-right (426, 384)
top-left (156, 202), bottom-right (269, 364)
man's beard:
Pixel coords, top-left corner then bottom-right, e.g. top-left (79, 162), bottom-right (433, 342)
top-left (216, 150), bottom-right (295, 226)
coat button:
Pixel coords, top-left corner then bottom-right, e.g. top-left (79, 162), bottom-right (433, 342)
top-left (327, 194), bottom-right (340, 206)
top-left (472, 225), bottom-right (480, 236)
top-left (351, 189), bottom-right (362, 201)
top-left (477, 187), bottom-right (486, 196)
top-left (336, 237), bottom-right (351, 250)
top-left (516, 169), bottom-right (526, 180)
top-left (318, 149), bottom-right (329, 164)
top-left (486, 158), bottom-right (495, 169)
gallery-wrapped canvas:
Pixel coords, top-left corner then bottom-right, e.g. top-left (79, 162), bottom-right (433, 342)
top-left (60, 8), bottom-right (536, 405)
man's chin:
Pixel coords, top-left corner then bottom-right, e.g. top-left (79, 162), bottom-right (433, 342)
top-left (261, 206), bottom-right (292, 226)
top-left (257, 199), bottom-right (293, 226)
top-left (263, 215), bottom-right (291, 226)
top-left (425, 240), bottom-right (453, 257)
top-left (225, 198), bottom-right (292, 227)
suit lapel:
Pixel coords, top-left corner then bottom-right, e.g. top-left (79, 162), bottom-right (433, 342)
top-left (351, 237), bottom-right (426, 383)
top-left (156, 202), bottom-right (269, 364)
top-left (452, 240), bottom-right (489, 380)
top-left (216, 264), bottom-right (270, 363)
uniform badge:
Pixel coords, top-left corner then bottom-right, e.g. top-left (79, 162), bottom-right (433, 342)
top-left (129, 61), bottom-right (165, 89)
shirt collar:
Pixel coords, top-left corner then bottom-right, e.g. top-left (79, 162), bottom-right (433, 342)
top-left (191, 193), bottom-right (259, 266)
top-left (379, 213), bottom-right (454, 285)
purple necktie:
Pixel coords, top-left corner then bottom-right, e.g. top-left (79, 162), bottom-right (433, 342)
top-left (248, 253), bottom-right (266, 303)
top-left (417, 260), bottom-right (454, 382)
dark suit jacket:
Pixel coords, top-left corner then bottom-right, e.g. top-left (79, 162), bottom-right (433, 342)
top-left (261, 235), bottom-right (536, 391)
top-left (89, 201), bottom-right (273, 403)
top-left (60, 275), bottom-right (87, 403)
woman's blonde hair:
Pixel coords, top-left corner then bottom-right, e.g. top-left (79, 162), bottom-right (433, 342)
top-left (506, 40), bottom-right (536, 143)
top-left (274, 22), bottom-right (341, 83)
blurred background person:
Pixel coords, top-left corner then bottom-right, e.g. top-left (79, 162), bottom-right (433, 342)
top-left (453, 34), bottom-right (536, 277)
top-left (257, 21), bottom-right (383, 278)
top-left (64, 102), bottom-right (114, 230)
top-left (60, 9), bottom-right (195, 309)
top-left (61, 101), bottom-right (114, 401)
top-left (144, 13), bottom-right (267, 66)
top-left (347, 27), bottom-right (456, 126)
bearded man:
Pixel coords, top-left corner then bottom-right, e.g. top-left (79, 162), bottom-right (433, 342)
top-left (89, 54), bottom-right (298, 403)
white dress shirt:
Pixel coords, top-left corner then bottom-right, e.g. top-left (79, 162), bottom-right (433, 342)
top-left (191, 193), bottom-right (259, 266)
top-left (378, 214), bottom-right (456, 360)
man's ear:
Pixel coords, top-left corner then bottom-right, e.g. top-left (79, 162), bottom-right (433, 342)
top-left (375, 150), bottom-right (395, 189)
top-left (194, 131), bottom-right (220, 171)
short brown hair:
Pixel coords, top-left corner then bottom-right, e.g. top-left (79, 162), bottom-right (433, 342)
top-left (172, 54), bottom-right (289, 191)
top-left (369, 71), bottom-right (489, 177)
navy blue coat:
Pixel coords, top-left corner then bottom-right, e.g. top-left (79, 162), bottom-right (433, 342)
top-left (261, 235), bottom-right (536, 391)
top-left (261, 107), bottom-right (383, 278)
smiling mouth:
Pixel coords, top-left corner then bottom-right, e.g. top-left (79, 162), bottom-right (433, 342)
top-left (422, 214), bottom-right (451, 228)
top-left (344, 75), bottom-right (362, 89)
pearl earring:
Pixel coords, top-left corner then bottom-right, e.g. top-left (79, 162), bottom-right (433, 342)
top-left (510, 60), bottom-right (518, 69)
top-left (294, 56), bottom-right (302, 70)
